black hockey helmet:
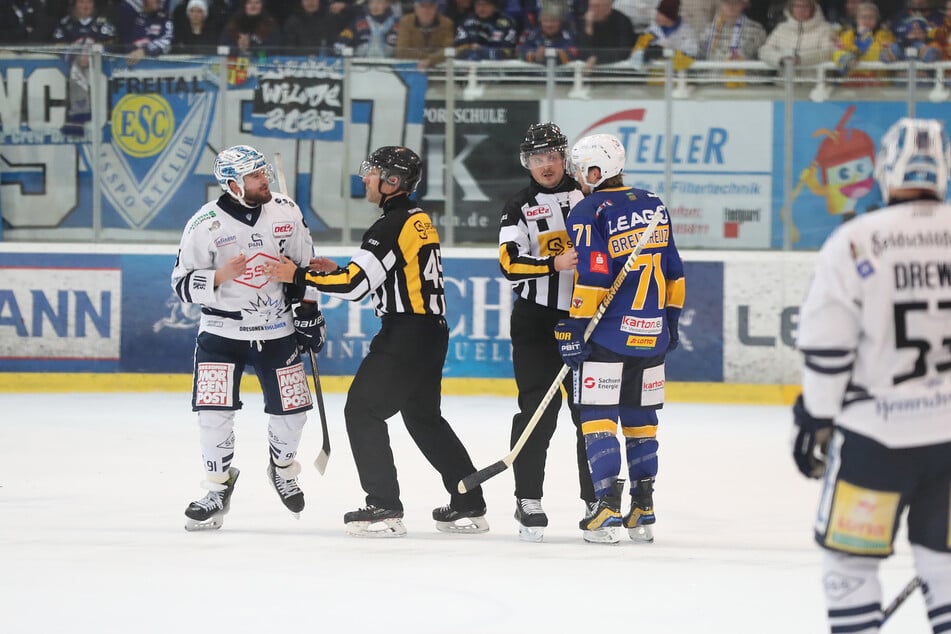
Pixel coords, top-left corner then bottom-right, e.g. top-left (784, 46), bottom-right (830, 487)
top-left (359, 146), bottom-right (423, 193)
top-left (519, 122), bottom-right (568, 168)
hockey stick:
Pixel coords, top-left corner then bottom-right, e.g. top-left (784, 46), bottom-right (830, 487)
top-left (458, 211), bottom-right (665, 494)
top-left (274, 152), bottom-right (331, 474)
top-left (881, 576), bottom-right (922, 624)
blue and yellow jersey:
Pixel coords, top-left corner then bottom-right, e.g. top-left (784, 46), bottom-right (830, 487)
top-left (566, 186), bottom-right (685, 356)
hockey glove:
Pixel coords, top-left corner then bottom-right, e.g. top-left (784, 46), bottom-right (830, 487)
top-left (791, 395), bottom-right (833, 479)
top-left (293, 302), bottom-right (326, 353)
top-left (554, 318), bottom-right (590, 371)
top-left (666, 306), bottom-right (682, 352)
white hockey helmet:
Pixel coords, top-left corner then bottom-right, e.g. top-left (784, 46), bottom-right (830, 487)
top-left (214, 144), bottom-right (273, 203)
top-left (874, 117), bottom-right (951, 203)
top-left (569, 134), bottom-right (625, 189)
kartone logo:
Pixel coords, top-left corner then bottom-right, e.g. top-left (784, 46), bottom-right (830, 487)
top-left (524, 205), bottom-right (552, 221)
top-left (643, 379), bottom-right (665, 391)
top-left (621, 315), bottom-right (663, 334)
top-left (272, 222), bottom-right (294, 237)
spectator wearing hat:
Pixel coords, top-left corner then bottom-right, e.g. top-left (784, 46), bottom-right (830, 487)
top-left (172, 0), bottom-right (219, 52)
top-left (283, 0), bottom-right (350, 54)
top-left (454, 0), bottom-right (519, 60)
top-left (578, 0), bottom-right (636, 66)
top-left (934, 0), bottom-right (951, 59)
top-left (219, 0), bottom-right (282, 57)
top-left (758, 0), bottom-right (836, 68)
top-left (335, 0), bottom-right (400, 57)
top-left (882, 0), bottom-right (942, 62)
top-left (629, 0), bottom-right (699, 70)
top-left (395, 0), bottom-right (454, 68)
top-left (516, 0), bottom-right (579, 63)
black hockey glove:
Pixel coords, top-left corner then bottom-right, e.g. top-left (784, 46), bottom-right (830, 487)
top-left (666, 306), bottom-right (682, 352)
top-left (554, 318), bottom-right (590, 371)
top-left (293, 302), bottom-right (326, 353)
top-left (791, 394), bottom-right (833, 479)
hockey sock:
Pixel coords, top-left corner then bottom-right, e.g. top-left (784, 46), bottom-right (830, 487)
top-left (913, 545), bottom-right (951, 632)
top-left (582, 420), bottom-right (621, 498)
top-left (624, 437), bottom-right (658, 482)
top-left (822, 550), bottom-right (883, 632)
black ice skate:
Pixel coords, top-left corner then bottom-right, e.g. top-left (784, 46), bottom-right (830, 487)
top-left (624, 477), bottom-right (656, 543)
top-left (579, 478), bottom-right (623, 544)
top-left (433, 504), bottom-right (490, 534)
top-left (344, 505), bottom-right (406, 538)
top-left (267, 459), bottom-right (305, 517)
top-left (514, 498), bottom-right (548, 543)
top-left (184, 467), bottom-right (240, 532)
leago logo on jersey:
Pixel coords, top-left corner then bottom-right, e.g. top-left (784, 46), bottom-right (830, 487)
top-left (273, 222), bottom-right (294, 237)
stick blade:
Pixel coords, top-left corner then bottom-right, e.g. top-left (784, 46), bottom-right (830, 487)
top-left (313, 449), bottom-right (330, 475)
top-left (457, 460), bottom-right (508, 494)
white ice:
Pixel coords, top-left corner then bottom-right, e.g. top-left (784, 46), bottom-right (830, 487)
top-left (1, 393), bottom-right (930, 633)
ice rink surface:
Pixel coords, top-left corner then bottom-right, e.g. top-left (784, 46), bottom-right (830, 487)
top-left (1, 392), bottom-right (931, 633)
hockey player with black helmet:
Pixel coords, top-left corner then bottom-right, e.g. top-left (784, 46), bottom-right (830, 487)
top-left (172, 144), bottom-right (326, 531)
top-left (266, 146), bottom-right (489, 538)
top-left (498, 122), bottom-right (597, 542)
top-left (794, 118), bottom-right (951, 632)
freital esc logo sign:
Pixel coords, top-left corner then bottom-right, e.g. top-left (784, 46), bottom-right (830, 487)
top-left (110, 94), bottom-right (175, 158)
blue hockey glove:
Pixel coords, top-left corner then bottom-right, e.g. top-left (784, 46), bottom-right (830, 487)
top-left (666, 306), bottom-right (682, 352)
top-left (792, 395), bottom-right (833, 479)
top-left (554, 319), bottom-right (590, 371)
top-left (293, 302), bottom-right (326, 353)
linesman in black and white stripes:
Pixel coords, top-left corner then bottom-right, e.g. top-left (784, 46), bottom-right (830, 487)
top-left (499, 122), bottom-right (597, 542)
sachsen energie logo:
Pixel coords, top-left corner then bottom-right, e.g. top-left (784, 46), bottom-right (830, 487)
top-left (110, 94), bottom-right (174, 158)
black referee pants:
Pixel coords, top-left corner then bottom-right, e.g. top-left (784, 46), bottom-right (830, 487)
top-left (510, 298), bottom-right (596, 503)
top-left (344, 314), bottom-right (486, 513)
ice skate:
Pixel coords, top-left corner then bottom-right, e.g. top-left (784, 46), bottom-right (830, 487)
top-left (580, 479), bottom-right (623, 544)
top-left (433, 504), bottom-right (490, 534)
top-left (266, 459), bottom-right (304, 517)
top-left (344, 505), bottom-right (407, 538)
top-left (184, 467), bottom-right (240, 531)
top-left (514, 498), bottom-right (548, 543)
top-left (624, 477), bottom-right (656, 543)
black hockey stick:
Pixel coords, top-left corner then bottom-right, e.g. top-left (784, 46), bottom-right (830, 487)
top-left (881, 576), bottom-right (922, 624)
top-left (274, 152), bottom-right (331, 474)
top-left (308, 348), bottom-right (331, 474)
top-left (458, 211), bottom-right (666, 494)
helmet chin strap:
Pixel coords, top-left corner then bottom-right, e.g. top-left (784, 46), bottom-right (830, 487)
top-left (228, 181), bottom-right (258, 208)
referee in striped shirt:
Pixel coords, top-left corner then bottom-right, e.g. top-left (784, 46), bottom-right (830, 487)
top-left (499, 122), bottom-right (596, 542)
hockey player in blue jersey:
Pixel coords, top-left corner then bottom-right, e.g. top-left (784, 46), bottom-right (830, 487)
top-left (555, 133), bottom-right (685, 544)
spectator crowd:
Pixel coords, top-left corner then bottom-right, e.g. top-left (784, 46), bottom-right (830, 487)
top-left (1, 0), bottom-right (950, 73)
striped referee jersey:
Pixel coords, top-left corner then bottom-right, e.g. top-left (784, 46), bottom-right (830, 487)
top-left (296, 194), bottom-right (446, 317)
top-left (498, 176), bottom-right (584, 311)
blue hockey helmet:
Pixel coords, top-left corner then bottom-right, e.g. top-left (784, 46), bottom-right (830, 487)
top-left (213, 145), bottom-right (273, 202)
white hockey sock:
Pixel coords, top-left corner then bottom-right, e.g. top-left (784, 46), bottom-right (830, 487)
top-left (198, 410), bottom-right (236, 477)
top-left (912, 545), bottom-right (951, 632)
top-left (822, 550), bottom-right (883, 632)
top-left (268, 412), bottom-right (305, 466)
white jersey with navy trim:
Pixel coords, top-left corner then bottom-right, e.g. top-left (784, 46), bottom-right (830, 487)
top-left (171, 193), bottom-right (315, 341)
top-left (797, 198), bottom-right (951, 448)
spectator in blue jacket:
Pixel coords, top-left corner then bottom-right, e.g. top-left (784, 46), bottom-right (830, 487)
top-left (116, 0), bottom-right (174, 64)
top-left (454, 0), bottom-right (518, 60)
top-left (516, 0), bottom-right (578, 64)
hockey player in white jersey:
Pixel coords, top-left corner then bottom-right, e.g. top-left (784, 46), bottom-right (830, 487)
top-left (794, 118), bottom-right (951, 633)
top-left (172, 145), bottom-right (326, 531)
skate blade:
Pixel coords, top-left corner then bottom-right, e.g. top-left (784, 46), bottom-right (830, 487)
top-left (184, 515), bottom-right (224, 532)
top-left (582, 527), bottom-right (621, 544)
top-left (628, 525), bottom-right (654, 543)
top-left (518, 525), bottom-right (544, 543)
top-left (435, 516), bottom-right (490, 534)
top-left (346, 518), bottom-right (407, 538)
